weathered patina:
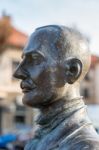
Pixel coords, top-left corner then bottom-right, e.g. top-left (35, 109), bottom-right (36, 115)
top-left (14, 25), bottom-right (99, 150)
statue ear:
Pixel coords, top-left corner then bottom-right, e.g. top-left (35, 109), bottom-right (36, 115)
top-left (65, 58), bottom-right (82, 84)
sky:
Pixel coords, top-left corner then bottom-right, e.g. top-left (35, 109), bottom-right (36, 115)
top-left (0, 0), bottom-right (99, 55)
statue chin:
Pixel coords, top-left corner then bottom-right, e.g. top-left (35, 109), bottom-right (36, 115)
top-left (22, 90), bottom-right (54, 108)
top-left (22, 90), bottom-right (41, 107)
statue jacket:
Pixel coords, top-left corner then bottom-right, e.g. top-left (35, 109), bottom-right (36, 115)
top-left (25, 100), bottom-right (99, 150)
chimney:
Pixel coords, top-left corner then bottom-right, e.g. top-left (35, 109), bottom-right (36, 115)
top-left (1, 11), bottom-right (11, 25)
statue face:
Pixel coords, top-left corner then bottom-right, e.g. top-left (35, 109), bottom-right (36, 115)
top-left (14, 28), bottom-right (66, 107)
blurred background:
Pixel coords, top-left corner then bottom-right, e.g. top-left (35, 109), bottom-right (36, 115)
top-left (0, 0), bottom-right (99, 149)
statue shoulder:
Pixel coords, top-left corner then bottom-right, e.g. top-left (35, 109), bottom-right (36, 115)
top-left (24, 138), bottom-right (39, 150)
top-left (74, 140), bottom-right (99, 150)
top-left (59, 139), bottom-right (99, 150)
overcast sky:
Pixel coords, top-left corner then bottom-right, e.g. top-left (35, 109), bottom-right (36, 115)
top-left (0, 0), bottom-right (99, 55)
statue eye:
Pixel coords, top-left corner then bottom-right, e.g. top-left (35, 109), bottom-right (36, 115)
top-left (29, 53), bottom-right (44, 65)
top-left (31, 53), bottom-right (38, 60)
top-left (25, 52), bottom-right (45, 66)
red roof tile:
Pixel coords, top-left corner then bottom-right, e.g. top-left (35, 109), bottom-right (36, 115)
top-left (7, 27), bottom-right (28, 48)
top-left (0, 14), bottom-right (28, 48)
top-left (91, 55), bottom-right (99, 67)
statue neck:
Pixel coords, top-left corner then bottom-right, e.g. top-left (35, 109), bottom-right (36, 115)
top-left (36, 96), bottom-right (85, 136)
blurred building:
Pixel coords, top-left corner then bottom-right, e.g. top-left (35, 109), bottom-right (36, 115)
top-left (0, 13), bottom-right (33, 134)
top-left (81, 55), bottom-right (99, 104)
top-left (0, 13), bottom-right (99, 134)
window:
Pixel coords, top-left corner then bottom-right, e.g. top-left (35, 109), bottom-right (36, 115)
top-left (85, 74), bottom-right (90, 81)
top-left (16, 105), bottom-right (26, 111)
top-left (14, 104), bottom-right (26, 125)
top-left (12, 61), bottom-right (19, 72)
top-left (83, 88), bottom-right (90, 99)
top-left (14, 116), bottom-right (25, 124)
top-left (12, 60), bottom-right (19, 80)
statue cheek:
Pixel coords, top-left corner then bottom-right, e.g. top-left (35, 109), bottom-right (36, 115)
top-left (49, 69), bottom-right (66, 88)
top-left (32, 69), bottom-right (49, 87)
top-left (28, 66), bottom-right (44, 83)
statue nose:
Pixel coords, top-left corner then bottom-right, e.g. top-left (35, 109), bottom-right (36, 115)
top-left (13, 65), bottom-right (29, 80)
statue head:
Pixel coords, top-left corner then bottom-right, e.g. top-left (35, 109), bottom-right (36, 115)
top-left (13, 25), bottom-right (91, 108)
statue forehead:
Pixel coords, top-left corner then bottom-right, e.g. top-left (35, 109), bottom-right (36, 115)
top-left (23, 26), bottom-right (62, 55)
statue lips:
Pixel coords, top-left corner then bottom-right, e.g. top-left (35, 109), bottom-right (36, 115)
top-left (20, 80), bottom-right (36, 93)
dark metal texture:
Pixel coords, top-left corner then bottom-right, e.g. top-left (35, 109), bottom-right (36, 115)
top-left (14, 25), bottom-right (99, 150)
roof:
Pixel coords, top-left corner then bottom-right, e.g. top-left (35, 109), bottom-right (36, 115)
top-left (6, 27), bottom-right (28, 48)
top-left (91, 55), bottom-right (99, 67)
top-left (0, 14), bottom-right (28, 48)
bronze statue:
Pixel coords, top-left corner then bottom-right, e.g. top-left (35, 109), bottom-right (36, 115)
top-left (14, 25), bottom-right (99, 150)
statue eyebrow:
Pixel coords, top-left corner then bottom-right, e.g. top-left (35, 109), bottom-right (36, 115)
top-left (21, 51), bottom-right (45, 59)
top-left (30, 51), bottom-right (45, 58)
